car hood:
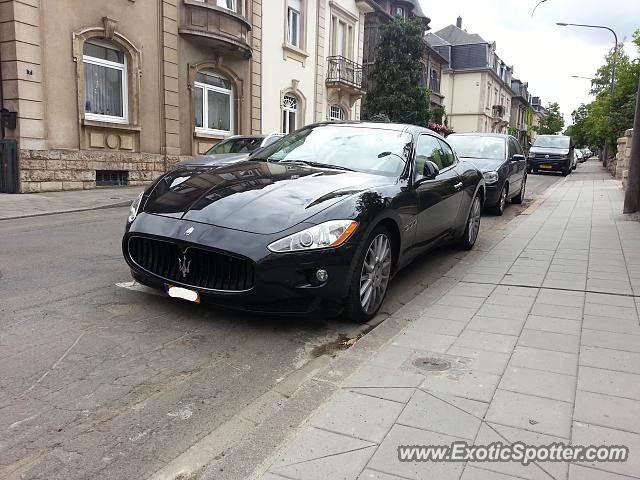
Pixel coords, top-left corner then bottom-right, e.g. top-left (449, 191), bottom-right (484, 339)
top-left (530, 146), bottom-right (570, 155)
top-left (458, 157), bottom-right (504, 172)
top-left (174, 153), bottom-right (251, 168)
top-left (143, 160), bottom-right (392, 234)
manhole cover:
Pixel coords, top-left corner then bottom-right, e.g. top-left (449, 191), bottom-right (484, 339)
top-left (413, 357), bottom-right (451, 372)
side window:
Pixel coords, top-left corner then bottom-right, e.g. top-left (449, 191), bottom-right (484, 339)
top-left (437, 139), bottom-right (456, 169)
top-left (514, 139), bottom-right (524, 156)
top-left (415, 135), bottom-right (444, 180)
top-left (507, 138), bottom-right (517, 159)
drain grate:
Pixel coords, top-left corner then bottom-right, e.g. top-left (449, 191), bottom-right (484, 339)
top-left (413, 357), bottom-right (451, 372)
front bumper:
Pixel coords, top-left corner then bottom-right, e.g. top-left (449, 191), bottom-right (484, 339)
top-left (527, 157), bottom-right (571, 171)
top-left (484, 182), bottom-right (502, 208)
top-left (122, 213), bottom-right (359, 315)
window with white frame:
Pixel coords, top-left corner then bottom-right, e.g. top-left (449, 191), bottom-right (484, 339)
top-left (329, 105), bottom-right (345, 122)
top-left (217, 0), bottom-right (235, 11)
top-left (331, 14), bottom-right (353, 59)
top-left (194, 71), bottom-right (233, 135)
top-left (395, 7), bottom-right (406, 18)
top-left (83, 39), bottom-right (127, 123)
top-left (282, 95), bottom-right (299, 134)
top-left (287, 0), bottom-right (302, 48)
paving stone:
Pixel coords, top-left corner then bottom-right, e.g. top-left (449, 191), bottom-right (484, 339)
top-left (453, 330), bottom-right (517, 354)
top-left (530, 303), bottom-right (583, 320)
top-left (510, 346), bottom-right (578, 376)
top-left (583, 303), bottom-right (638, 321)
top-left (581, 329), bottom-right (640, 353)
top-left (460, 466), bottom-right (527, 480)
top-left (348, 387), bottom-right (414, 404)
top-left (343, 364), bottom-right (424, 389)
top-left (568, 464), bottom-right (637, 480)
top-left (471, 423), bottom-right (560, 480)
top-left (396, 389), bottom-right (483, 440)
top-left (448, 282), bottom-right (496, 298)
top-left (259, 473), bottom-right (291, 480)
top-left (548, 263), bottom-right (588, 274)
top-left (392, 330), bottom-right (457, 353)
top-left (571, 422), bottom-right (640, 477)
top-left (436, 294), bottom-right (487, 309)
top-left (588, 270), bottom-right (631, 281)
top-left (367, 425), bottom-right (465, 480)
top-left (269, 426), bottom-right (375, 471)
top-left (466, 315), bottom-right (526, 336)
top-left (420, 304), bottom-right (478, 322)
top-left (536, 289), bottom-right (585, 307)
top-left (476, 304), bottom-right (531, 321)
top-left (542, 271), bottom-right (587, 290)
top-left (484, 294), bottom-right (536, 308)
top-left (574, 390), bottom-right (640, 433)
top-left (489, 422), bottom-right (570, 480)
top-left (518, 329), bottom-right (580, 354)
top-left (310, 390), bottom-right (405, 443)
top-left (507, 265), bottom-right (549, 275)
top-left (420, 368), bottom-right (500, 403)
top-left (491, 285), bottom-right (539, 297)
top-left (578, 366), bottom-right (640, 401)
top-left (485, 389), bottom-right (573, 438)
top-left (409, 315), bottom-right (467, 336)
top-left (464, 272), bottom-right (506, 284)
top-left (499, 366), bottom-right (576, 402)
top-left (582, 315), bottom-right (640, 334)
top-left (524, 315), bottom-right (581, 336)
top-left (500, 272), bottom-right (545, 287)
top-left (586, 278), bottom-right (633, 295)
top-left (446, 346), bottom-right (510, 375)
top-left (358, 469), bottom-right (407, 480)
top-left (579, 346), bottom-right (640, 375)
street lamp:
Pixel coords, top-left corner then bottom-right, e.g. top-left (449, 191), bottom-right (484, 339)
top-left (557, 22), bottom-right (618, 166)
top-left (571, 75), bottom-right (594, 81)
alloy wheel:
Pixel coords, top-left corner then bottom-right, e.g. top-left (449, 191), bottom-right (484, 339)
top-left (499, 187), bottom-right (507, 213)
top-left (359, 233), bottom-right (392, 315)
top-left (468, 196), bottom-right (481, 245)
top-left (521, 176), bottom-right (526, 198)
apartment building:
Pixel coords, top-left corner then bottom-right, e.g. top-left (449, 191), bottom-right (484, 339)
top-left (530, 96), bottom-right (546, 141)
top-left (425, 17), bottom-right (514, 134)
top-left (510, 78), bottom-right (532, 145)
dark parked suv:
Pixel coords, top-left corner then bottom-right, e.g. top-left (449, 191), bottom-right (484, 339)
top-left (528, 135), bottom-right (576, 176)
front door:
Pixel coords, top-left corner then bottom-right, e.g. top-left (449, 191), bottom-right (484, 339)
top-left (414, 134), bottom-right (464, 246)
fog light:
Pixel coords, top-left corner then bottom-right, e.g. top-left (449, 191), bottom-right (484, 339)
top-left (316, 269), bottom-right (329, 282)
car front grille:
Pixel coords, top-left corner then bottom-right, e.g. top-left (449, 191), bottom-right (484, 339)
top-left (128, 236), bottom-right (255, 291)
top-left (534, 153), bottom-right (566, 160)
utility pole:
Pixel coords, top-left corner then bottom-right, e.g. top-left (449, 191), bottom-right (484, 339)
top-left (623, 79), bottom-right (640, 214)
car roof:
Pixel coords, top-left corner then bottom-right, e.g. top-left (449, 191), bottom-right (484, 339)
top-left (448, 133), bottom-right (510, 138)
top-left (305, 121), bottom-right (444, 139)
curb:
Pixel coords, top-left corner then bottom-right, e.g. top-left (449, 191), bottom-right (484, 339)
top-left (0, 200), bottom-right (132, 221)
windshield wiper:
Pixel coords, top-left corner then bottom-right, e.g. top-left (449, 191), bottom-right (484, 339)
top-left (279, 160), bottom-right (354, 171)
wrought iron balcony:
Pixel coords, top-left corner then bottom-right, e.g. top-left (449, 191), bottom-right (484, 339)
top-left (326, 56), bottom-right (367, 93)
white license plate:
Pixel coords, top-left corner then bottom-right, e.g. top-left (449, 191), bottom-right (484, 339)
top-left (167, 286), bottom-right (200, 303)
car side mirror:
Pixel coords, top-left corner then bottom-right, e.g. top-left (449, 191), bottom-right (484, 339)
top-left (511, 154), bottom-right (525, 162)
top-left (423, 160), bottom-right (440, 180)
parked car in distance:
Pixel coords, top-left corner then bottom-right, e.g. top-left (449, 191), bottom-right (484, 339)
top-left (123, 122), bottom-right (485, 323)
top-left (527, 135), bottom-right (576, 176)
top-left (447, 133), bottom-right (527, 216)
top-left (173, 133), bottom-right (286, 168)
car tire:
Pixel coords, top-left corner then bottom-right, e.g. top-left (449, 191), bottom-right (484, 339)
top-left (343, 225), bottom-right (393, 323)
top-left (458, 193), bottom-right (482, 251)
top-left (492, 184), bottom-right (507, 216)
top-left (562, 167), bottom-right (570, 176)
top-left (511, 174), bottom-right (526, 204)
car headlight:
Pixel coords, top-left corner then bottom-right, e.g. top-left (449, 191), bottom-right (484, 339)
top-left (128, 192), bottom-right (144, 223)
top-left (483, 171), bottom-right (499, 185)
top-left (528, 153), bottom-right (535, 158)
top-left (268, 220), bottom-right (358, 253)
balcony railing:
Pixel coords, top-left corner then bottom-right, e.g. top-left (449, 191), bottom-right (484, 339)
top-left (326, 56), bottom-right (367, 93)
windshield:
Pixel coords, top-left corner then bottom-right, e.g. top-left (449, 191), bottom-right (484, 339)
top-left (206, 137), bottom-right (263, 155)
top-left (447, 135), bottom-right (506, 160)
top-left (533, 136), bottom-right (570, 149)
top-left (252, 125), bottom-right (413, 176)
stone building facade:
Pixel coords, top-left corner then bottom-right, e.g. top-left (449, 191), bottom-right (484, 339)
top-left (0, 0), bottom-right (262, 192)
top-left (612, 128), bottom-right (633, 190)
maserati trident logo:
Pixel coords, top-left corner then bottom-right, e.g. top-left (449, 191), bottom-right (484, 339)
top-left (178, 255), bottom-right (191, 278)
top-left (184, 227), bottom-right (194, 236)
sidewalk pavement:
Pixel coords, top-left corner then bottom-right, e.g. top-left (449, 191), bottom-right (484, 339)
top-left (0, 186), bottom-right (143, 220)
top-left (257, 159), bottom-right (640, 480)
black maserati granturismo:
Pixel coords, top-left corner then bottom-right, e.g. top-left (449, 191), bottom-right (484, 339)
top-left (122, 122), bottom-right (485, 322)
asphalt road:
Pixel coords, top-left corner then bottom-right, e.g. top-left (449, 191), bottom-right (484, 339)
top-left (0, 172), bottom-right (561, 480)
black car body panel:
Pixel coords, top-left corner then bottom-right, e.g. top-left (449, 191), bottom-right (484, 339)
top-left (123, 122), bottom-right (485, 315)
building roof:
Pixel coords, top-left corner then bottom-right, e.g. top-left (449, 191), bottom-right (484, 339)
top-left (431, 24), bottom-right (487, 45)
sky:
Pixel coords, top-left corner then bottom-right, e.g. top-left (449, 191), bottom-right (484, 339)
top-left (419, 0), bottom-right (640, 126)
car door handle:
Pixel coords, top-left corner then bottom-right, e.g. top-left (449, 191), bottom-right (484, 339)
top-left (454, 182), bottom-right (463, 190)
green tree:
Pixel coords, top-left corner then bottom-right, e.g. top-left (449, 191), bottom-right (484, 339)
top-left (536, 101), bottom-right (565, 135)
top-left (362, 18), bottom-right (431, 126)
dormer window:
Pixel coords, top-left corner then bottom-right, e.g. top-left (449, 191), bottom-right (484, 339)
top-left (395, 7), bottom-right (406, 19)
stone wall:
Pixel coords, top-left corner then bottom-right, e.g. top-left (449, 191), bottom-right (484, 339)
top-left (18, 149), bottom-right (186, 193)
top-left (612, 129), bottom-right (633, 190)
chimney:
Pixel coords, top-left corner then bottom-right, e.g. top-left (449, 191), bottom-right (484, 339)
top-left (456, 16), bottom-right (462, 28)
